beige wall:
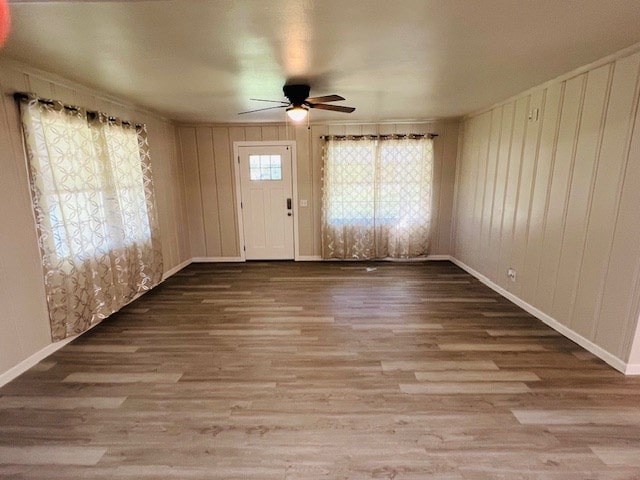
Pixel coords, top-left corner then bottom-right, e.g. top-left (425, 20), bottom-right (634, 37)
top-left (453, 47), bottom-right (640, 367)
top-left (177, 121), bottom-right (459, 259)
top-left (0, 58), bottom-right (190, 376)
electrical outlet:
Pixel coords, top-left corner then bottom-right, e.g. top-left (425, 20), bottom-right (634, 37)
top-left (507, 268), bottom-right (517, 282)
top-left (299, 199), bottom-right (308, 207)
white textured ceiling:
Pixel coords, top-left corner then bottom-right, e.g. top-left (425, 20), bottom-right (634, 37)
top-left (3, 0), bottom-right (640, 123)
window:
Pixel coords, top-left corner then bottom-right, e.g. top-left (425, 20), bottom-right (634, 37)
top-left (322, 137), bottom-right (433, 259)
top-left (36, 115), bottom-right (152, 262)
top-left (249, 154), bottom-right (282, 181)
top-left (18, 95), bottom-right (163, 341)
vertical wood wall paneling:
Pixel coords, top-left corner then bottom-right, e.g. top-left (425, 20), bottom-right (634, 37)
top-left (180, 121), bottom-right (459, 260)
top-left (261, 125), bottom-right (279, 140)
top-left (168, 125), bottom-right (191, 265)
top-left (478, 108), bottom-right (502, 271)
top-left (178, 128), bottom-right (207, 257)
top-left (377, 123), bottom-right (396, 135)
top-left (488, 103), bottom-right (514, 280)
top-left (610, 72), bottom-right (640, 363)
top-left (472, 112), bottom-right (492, 270)
top-left (26, 74), bottom-right (54, 98)
top-left (497, 96), bottom-right (530, 289)
top-left (510, 91), bottom-right (544, 299)
top-left (228, 127), bottom-right (249, 255)
top-left (535, 74), bottom-right (585, 312)
top-left (195, 127), bottom-right (222, 256)
top-left (454, 47), bottom-right (640, 364)
top-left (277, 124), bottom-right (289, 141)
top-left (465, 116), bottom-right (482, 268)
top-left (50, 83), bottom-right (77, 106)
top-left (455, 118), bottom-right (471, 260)
top-left (551, 65), bottom-right (610, 327)
top-left (436, 122), bottom-right (459, 255)
top-left (148, 120), bottom-right (174, 268)
top-left (430, 124), bottom-right (445, 253)
top-left (294, 125), bottom-right (313, 256)
top-left (244, 126), bottom-right (263, 142)
top-left (173, 128), bottom-right (189, 261)
top-left (520, 83), bottom-right (563, 304)
top-left (212, 127), bottom-right (239, 257)
top-left (310, 124), bottom-right (328, 256)
top-left (455, 118), bottom-right (478, 264)
top-left (586, 53), bottom-right (640, 353)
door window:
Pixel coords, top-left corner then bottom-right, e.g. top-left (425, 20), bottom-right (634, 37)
top-left (249, 154), bottom-right (282, 181)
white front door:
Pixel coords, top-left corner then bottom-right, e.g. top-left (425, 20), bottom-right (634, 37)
top-left (238, 144), bottom-right (294, 259)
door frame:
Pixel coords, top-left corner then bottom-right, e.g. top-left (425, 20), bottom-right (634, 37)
top-left (232, 140), bottom-right (299, 261)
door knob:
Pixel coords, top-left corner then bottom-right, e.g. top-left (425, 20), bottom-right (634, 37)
top-left (286, 198), bottom-right (292, 209)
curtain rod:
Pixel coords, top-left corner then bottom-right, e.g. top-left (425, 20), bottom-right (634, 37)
top-left (13, 92), bottom-right (144, 128)
top-left (320, 133), bottom-right (437, 140)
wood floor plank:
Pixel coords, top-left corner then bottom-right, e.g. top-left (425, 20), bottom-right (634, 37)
top-left (414, 371), bottom-right (541, 382)
top-left (208, 329), bottom-right (301, 336)
top-left (0, 396), bottom-right (126, 409)
top-left (249, 316), bottom-right (334, 323)
top-left (382, 360), bottom-right (500, 371)
top-left (350, 323), bottom-right (443, 330)
top-left (0, 446), bottom-right (107, 465)
top-left (223, 306), bottom-right (303, 312)
top-left (28, 361), bottom-right (56, 372)
top-left (63, 345), bottom-right (139, 353)
top-left (421, 297), bottom-right (498, 303)
top-left (511, 409), bottom-right (640, 425)
top-left (485, 328), bottom-right (561, 337)
top-left (400, 382), bottom-right (531, 394)
top-left (1, 261), bottom-right (639, 478)
top-left (590, 446), bottom-right (640, 467)
top-left (62, 373), bottom-right (182, 383)
top-left (438, 343), bottom-right (548, 351)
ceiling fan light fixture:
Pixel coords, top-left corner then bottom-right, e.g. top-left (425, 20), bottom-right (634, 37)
top-left (286, 105), bottom-right (308, 122)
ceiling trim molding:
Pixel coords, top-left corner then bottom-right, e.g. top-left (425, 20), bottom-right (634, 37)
top-left (174, 118), bottom-right (463, 129)
top-left (0, 55), bottom-right (172, 122)
top-left (464, 40), bottom-right (640, 121)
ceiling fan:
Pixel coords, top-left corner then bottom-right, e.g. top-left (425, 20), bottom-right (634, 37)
top-left (239, 84), bottom-right (355, 121)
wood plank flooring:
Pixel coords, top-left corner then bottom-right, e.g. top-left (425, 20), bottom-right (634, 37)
top-left (1, 260), bottom-right (640, 479)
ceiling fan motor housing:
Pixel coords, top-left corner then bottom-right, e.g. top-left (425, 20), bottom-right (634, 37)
top-left (283, 84), bottom-right (311, 106)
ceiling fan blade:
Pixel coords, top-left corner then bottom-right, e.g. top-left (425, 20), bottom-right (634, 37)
top-left (305, 94), bottom-right (345, 104)
top-left (249, 98), bottom-right (290, 105)
top-left (308, 103), bottom-right (356, 113)
top-left (238, 105), bottom-right (287, 115)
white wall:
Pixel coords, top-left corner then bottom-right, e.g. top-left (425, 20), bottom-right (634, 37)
top-left (453, 45), bottom-right (640, 372)
top-left (0, 58), bottom-right (191, 380)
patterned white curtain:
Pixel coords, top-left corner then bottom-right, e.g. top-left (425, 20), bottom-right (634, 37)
top-left (322, 137), bottom-right (433, 259)
top-left (19, 95), bottom-right (163, 341)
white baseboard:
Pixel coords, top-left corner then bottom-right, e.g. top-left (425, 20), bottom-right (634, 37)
top-left (317, 255), bottom-right (452, 262)
top-left (296, 255), bottom-right (323, 261)
top-left (425, 255), bottom-right (451, 260)
top-left (0, 337), bottom-right (74, 387)
top-left (1, 259), bottom-right (192, 387)
top-left (0, 314), bottom-right (112, 388)
top-left (449, 256), bottom-right (632, 375)
top-left (190, 255), bottom-right (451, 262)
top-left (625, 363), bottom-right (640, 375)
top-left (162, 259), bottom-right (192, 280)
top-left (5, 254), bottom-right (635, 385)
top-left (192, 256), bottom-right (244, 263)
